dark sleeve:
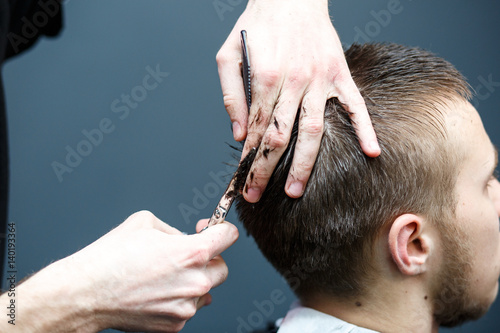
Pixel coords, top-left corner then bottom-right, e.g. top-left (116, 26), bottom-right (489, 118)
top-left (0, 0), bottom-right (63, 285)
top-left (252, 322), bottom-right (279, 333)
top-left (4, 0), bottom-right (64, 59)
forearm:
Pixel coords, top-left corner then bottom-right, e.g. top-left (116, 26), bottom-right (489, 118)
top-left (248, 0), bottom-right (329, 8)
top-left (0, 213), bottom-right (238, 333)
top-left (0, 257), bottom-right (100, 332)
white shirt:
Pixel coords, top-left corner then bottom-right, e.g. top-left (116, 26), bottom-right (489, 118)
top-left (277, 304), bottom-right (380, 333)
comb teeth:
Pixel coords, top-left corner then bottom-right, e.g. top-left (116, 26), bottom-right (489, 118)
top-left (244, 71), bottom-right (251, 108)
top-left (243, 63), bottom-right (251, 108)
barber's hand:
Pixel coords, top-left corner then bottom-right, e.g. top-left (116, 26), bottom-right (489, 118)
top-left (83, 212), bottom-right (238, 332)
top-left (10, 211), bottom-right (238, 333)
top-left (217, 0), bottom-right (380, 203)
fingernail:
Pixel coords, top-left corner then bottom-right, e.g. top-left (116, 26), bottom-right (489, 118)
top-left (288, 182), bottom-right (304, 197)
top-left (246, 187), bottom-right (261, 203)
top-left (370, 141), bottom-right (380, 152)
top-left (232, 121), bottom-right (241, 140)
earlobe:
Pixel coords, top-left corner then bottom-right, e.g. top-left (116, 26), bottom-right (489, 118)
top-left (388, 214), bottom-right (432, 276)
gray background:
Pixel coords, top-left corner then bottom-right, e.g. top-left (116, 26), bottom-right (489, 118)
top-left (2, 0), bottom-right (500, 332)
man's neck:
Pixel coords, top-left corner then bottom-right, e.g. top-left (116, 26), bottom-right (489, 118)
top-left (301, 281), bottom-right (439, 333)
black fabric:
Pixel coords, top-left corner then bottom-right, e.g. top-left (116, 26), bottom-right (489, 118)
top-left (0, 0), bottom-right (63, 285)
top-left (5, 0), bottom-right (63, 59)
top-left (0, 55), bottom-right (7, 288)
top-left (252, 322), bottom-right (279, 333)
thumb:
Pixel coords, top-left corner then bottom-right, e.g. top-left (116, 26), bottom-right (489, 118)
top-left (196, 219), bottom-right (210, 233)
top-left (194, 220), bottom-right (239, 258)
top-left (216, 47), bottom-right (248, 142)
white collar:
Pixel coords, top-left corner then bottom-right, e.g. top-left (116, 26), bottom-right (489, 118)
top-left (277, 303), bottom-right (379, 333)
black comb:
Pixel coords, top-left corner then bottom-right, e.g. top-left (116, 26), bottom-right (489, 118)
top-left (241, 30), bottom-right (251, 110)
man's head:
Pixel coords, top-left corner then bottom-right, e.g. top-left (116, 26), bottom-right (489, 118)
top-left (236, 43), bottom-right (500, 327)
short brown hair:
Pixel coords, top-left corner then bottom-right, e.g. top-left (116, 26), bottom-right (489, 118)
top-left (235, 43), bottom-right (471, 300)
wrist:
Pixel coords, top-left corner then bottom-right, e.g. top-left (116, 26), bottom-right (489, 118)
top-left (247, 0), bottom-right (329, 15)
top-left (7, 256), bottom-right (102, 332)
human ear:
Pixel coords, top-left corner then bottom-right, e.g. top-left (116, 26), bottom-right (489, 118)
top-left (388, 214), bottom-right (433, 275)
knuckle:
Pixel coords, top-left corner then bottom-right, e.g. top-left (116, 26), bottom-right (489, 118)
top-left (264, 131), bottom-right (289, 149)
top-left (195, 276), bottom-right (213, 296)
top-left (170, 322), bottom-right (187, 333)
top-left (245, 127), bottom-right (264, 141)
top-left (215, 50), bottom-right (229, 66)
top-left (331, 66), bottom-right (351, 83)
top-left (348, 106), bottom-right (371, 126)
top-left (218, 264), bottom-right (229, 283)
top-left (189, 246), bottom-right (211, 266)
top-left (176, 304), bottom-right (197, 321)
top-left (287, 70), bottom-right (307, 87)
top-left (293, 161), bottom-right (315, 178)
top-left (184, 304), bottom-right (198, 319)
top-left (135, 209), bottom-right (154, 218)
top-left (127, 210), bottom-right (154, 225)
top-left (247, 111), bottom-right (271, 131)
top-left (256, 68), bottom-right (281, 88)
top-left (249, 167), bottom-right (271, 184)
top-left (228, 224), bottom-right (239, 241)
top-left (222, 94), bottom-right (239, 112)
top-left (244, 136), bottom-right (263, 154)
top-left (345, 93), bottom-right (367, 107)
top-left (300, 117), bottom-right (324, 136)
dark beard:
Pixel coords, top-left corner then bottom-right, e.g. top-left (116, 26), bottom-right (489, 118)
top-left (432, 221), bottom-right (489, 327)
